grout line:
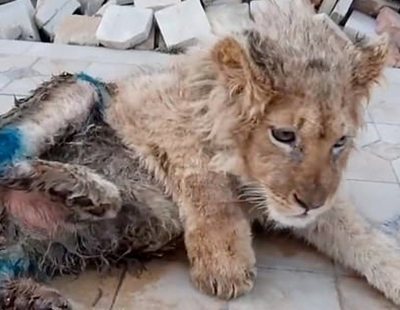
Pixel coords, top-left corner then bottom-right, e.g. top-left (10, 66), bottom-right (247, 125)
top-left (109, 267), bottom-right (127, 310)
top-left (257, 264), bottom-right (334, 276)
top-left (390, 161), bottom-right (400, 184)
top-left (334, 272), bottom-right (345, 310)
top-left (344, 178), bottom-right (399, 185)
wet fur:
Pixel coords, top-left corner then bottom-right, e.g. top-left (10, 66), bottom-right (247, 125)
top-left (0, 0), bottom-right (400, 308)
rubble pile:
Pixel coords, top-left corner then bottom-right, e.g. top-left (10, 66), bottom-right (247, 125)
top-left (0, 0), bottom-right (399, 66)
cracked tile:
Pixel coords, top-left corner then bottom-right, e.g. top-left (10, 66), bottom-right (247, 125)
top-left (375, 124), bottom-right (400, 144)
top-left (51, 269), bottom-right (123, 310)
top-left (345, 149), bottom-right (397, 182)
top-left (0, 55), bottom-right (38, 73)
top-left (369, 86), bottom-right (400, 124)
top-left (365, 141), bottom-right (400, 161)
top-left (1, 75), bottom-right (50, 96)
top-left (229, 269), bottom-right (340, 310)
top-left (32, 58), bottom-right (91, 76)
top-left (254, 233), bottom-right (334, 274)
top-left (113, 252), bottom-right (226, 310)
top-left (342, 180), bottom-right (400, 224)
top-left (337, 277), bottom-right (397, 310)
top-left (392, 158), bottom-right (400, 182)
top-left (357, 123), bottom-right (380, 147)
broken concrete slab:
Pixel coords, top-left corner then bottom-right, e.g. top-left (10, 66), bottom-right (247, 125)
top-left (155, 0), bottom-right (212, 48)
top-left (318, 0), bottom-right (338, 15)
top-left (0, 25), bottom-right (22, 40)
top-left (54, 15), bottom-right (101, 46)
top-left (135, 25), bottom-right (155, 50)
top-left (77, 0), bottom-right (104, 16)
top-left (0, 0), bottom-right (40, 41)
top-left (134, 0), bottom-right (180, 10)
top-left (206, 0), bottom-right (242, 6)
top-left (206, 3), bottom-right (252, 35)
top-left (344, 10), bottom-right (377, 39)
top-left (35, 0), bottom-right (81, 39)
top-left (116, 0), bottom-right (133, 4)
top-left (330, 0), bottom-right (354, 24)
top-left (96, 5), bottom-right (154, 49)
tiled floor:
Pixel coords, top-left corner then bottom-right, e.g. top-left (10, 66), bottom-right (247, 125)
top-left (1, 39), bottom-right (400, 309)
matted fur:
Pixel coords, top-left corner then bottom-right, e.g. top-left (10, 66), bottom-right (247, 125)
top-left (0, 0), bottom-right (399, 308)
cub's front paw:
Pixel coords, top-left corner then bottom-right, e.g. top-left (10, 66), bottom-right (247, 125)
top-left (188, 242), bottom-right (256, 299)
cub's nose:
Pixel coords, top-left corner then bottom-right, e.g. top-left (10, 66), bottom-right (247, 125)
top-left (293, 192), bottom-right (325, 211)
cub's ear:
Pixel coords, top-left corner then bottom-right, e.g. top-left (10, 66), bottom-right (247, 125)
top-left (351, 35), bottom-right (389, 97)
top-left (212, 37), bottom-right (254, 95)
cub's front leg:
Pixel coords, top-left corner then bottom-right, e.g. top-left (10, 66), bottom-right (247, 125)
top-left (295, 199), bottom-right (400, 306)
top-left (179, 172), bottom-right (256, 300)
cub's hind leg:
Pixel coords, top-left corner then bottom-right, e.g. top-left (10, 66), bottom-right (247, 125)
top-left (0, 73), bottom-right (106, 168)
top-left (1, 160), bottom-right (122, 223)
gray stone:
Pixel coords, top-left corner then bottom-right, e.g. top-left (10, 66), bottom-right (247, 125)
top-left (318, 0), bottom-right (339, 14)
top-left (207, 0), bottom-right (241, 5)
top-left (35, 0), bottom-right (81, 39)
top-left (206, 3), bottom-right (252, 36)
top-left (135, 25), bottom-right (155, 50)
top-left (155, 0), bottom-right (212, 48)
top-left (54, 15), bottom-right (101, 46)
top-left (116, 0), bottom-right (133, 4)
top-left (0, 0), bottom-right (40, 41)
top-left (330, 0), bottom-right (354, 24)
top-left (77, 0), bottom-right (104, 15)
top-left (96, 5), bottom-right (154, 49)
top-left (134, 0), bottom-right (180, 10)
top-left (343, 10), bottom-right (377, 40)
top-left (0, 25), bottom-right (22, 40)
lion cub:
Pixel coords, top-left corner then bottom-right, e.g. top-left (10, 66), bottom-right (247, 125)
top-left (106, 0), bottom-right (393, 301)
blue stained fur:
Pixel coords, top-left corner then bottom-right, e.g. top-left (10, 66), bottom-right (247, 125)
top-left (76, 72), bottom-right (109, 110)
top-left (0, 246), bottom-right (34, 281)
top-left (0, 126), bottom-right (25, 172)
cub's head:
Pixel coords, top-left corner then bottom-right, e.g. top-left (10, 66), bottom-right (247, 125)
top-left (207, 3), bottom-right (388, 227)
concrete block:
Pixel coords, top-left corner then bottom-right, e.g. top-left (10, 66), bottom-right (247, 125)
top-left (206, 3), bottom-right (251, 35)
top-left (35, 0), bottom-right (81, 39)
top-left (318, 0), bottom-right (338, 14)
top-left (54, 15), bottom-right (101, 46)
top-left (77, 0), bottom-right (104, 15)
top-left (207, 0), bottom-right (241, 5)
top-left (344, 10), bottom-right (377, 39)
top-left (135, 25), bottom-right (155, 50)
top-left (0, 0), bottom-right (40, 41)
top-left (155, 0), bottom-right (212, 48)
top-left (330, 0), bottom-right (354, 24)
top-left (0, 25), bottom-right (22, 40)
top-left (96, 5), bottom-right (154, 49)
top-left (134, 0), bottom-right (180, 10)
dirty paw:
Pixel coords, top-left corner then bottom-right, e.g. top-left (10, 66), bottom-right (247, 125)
top-left (0, 279), bottom-right (72, 310)
top-left (190, 257), bottom-right (256, 299)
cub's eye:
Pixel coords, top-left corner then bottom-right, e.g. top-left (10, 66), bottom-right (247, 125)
top-left (270, 128), bottom-right (296, 144)
top-left (333, 136), bottom-right (347, 149)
